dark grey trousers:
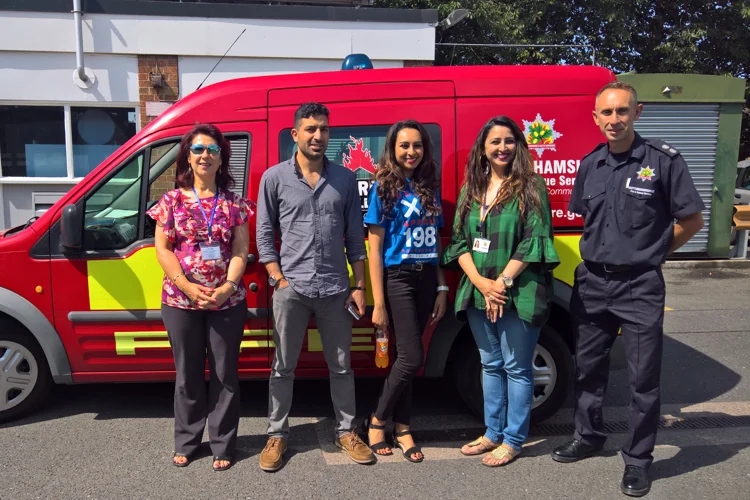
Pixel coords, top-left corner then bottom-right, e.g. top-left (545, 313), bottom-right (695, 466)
top-left (268, 286), bottom-right (355, 438)
top-left (161, 300), bottom-right (247, 458)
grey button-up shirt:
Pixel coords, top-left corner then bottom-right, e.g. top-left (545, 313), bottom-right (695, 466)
top-left (256, 156), bottom-right (367, 298)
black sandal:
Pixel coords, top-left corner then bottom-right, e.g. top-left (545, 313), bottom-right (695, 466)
top-left (363, 416), bottom-right (393, 456)
top-left (212, 455), bottom-right (233, 472)
top-left (172, 452), bottom-right (192, 468)
top-left (392, 429), bottom-right (424, 463)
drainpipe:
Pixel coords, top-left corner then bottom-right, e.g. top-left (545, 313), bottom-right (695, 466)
top-left (72, 0), bottom-right (95, 89)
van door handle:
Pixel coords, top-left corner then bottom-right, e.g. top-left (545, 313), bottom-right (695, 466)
top-left (247, 254), bottom-right (257, 265)
top-left (249, 282), bottom-right (258, 292)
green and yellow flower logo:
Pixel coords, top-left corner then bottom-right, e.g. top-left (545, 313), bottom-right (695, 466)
top-left (522, 114), bottom-right (563, 158)
top-left (636, 166), bottom-right (655, 181)
top-left (527, 121), bottom-right (553, 145)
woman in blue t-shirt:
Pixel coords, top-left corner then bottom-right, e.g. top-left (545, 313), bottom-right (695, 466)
top-left (363, 120), bottom-right (448, 463)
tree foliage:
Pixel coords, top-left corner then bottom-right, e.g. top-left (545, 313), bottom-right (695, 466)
top-left (374, 0), bottom-right (750, 159)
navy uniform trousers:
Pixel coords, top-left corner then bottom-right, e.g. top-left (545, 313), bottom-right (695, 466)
top-left (570, 261), bottom-right (665, 469)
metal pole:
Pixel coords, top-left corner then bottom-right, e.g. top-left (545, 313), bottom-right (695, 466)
top-left (435, 43), bottom-right (598, 65)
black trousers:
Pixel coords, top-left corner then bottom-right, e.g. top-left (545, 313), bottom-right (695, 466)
top-left (570, 261), bottom-right (665, 469)
top-left (373, 266), bottom-right (437, 425)
top-left (161, 300), bottom-right (247, 458)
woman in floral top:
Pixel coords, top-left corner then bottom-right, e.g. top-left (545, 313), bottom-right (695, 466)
top-left (147, 123), bottom-right (253, 472)
top-left (441, 116), bottom-right (559, 467)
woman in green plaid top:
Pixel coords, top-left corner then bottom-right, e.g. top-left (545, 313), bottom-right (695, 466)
top-left (441, 116), bottom-right (560, 467)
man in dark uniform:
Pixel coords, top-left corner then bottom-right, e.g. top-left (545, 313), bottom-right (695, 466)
top-left (551, 82), bottom-right (705, 497)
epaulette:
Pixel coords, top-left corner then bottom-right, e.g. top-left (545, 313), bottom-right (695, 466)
top-left (646, 139), bottom-right (680, 158)
top-left (582, 142), bottom-right (608, 161)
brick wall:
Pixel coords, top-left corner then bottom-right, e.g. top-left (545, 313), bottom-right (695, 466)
top-left (138, 55), bottom-right (179, 127)
top-left (138, 56), bottom-right (179, 201)
top-left (403, 60), bottom-right (433, 67)
top-left (149, 165), bottom-right (177, 202)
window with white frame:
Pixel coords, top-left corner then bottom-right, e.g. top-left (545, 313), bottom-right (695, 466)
top-left (0, 105), bottom-right (137, 179)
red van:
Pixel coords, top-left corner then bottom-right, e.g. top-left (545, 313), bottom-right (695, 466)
top-left (0, 64), bottom-right (616, 423)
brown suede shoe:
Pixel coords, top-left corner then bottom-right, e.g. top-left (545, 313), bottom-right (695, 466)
top-left (259, 437), bottom-right (288, 472)
top-left (335, 431), bottom-right (376, 464)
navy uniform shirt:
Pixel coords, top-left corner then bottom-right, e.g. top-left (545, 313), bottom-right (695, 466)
top-left (569, 132), bottom-right (705, 268)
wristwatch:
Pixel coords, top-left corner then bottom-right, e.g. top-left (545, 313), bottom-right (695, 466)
top-left (268, 274), bottom-right (285, 288)
top-left (501, 274), bottom-right (514, 289)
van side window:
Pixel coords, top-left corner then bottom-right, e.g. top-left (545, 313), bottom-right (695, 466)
top-left (82, 135), bottom-right (251, 251)
top-left (279, 124), bottom-right (442, 213)
top-left (83, 153), bottom-right (143, 251)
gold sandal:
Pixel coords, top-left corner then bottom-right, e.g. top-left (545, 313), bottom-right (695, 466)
top-left (460, 436), bottom-right (500, 456)
top-left (482, 445), bottom-right (521, 467)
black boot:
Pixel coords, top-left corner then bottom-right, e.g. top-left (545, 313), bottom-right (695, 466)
top-left (550, 439), bottom-right (603, 463)
top-left (620, 465), bottom-right (651, 497)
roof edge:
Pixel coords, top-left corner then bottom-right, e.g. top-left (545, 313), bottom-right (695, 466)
top-left (2, 0), bottom-right (439, 24)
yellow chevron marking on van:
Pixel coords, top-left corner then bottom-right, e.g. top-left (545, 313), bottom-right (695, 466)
top-left (114, 332), bottom-right (171, 355)
top-left (115, 329), bottom-right (272, 355)
top-left (552, 234), bottom-right (582, 288)
top-left (308, 328), bottom-right (374, 352)
top-left (88, 247), bottom-right (163, 310)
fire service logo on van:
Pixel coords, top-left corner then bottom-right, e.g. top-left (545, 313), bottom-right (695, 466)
top-left (343, 136), bottom-right (378, 178)
top-left (523, 114), bottom-right (563, 158)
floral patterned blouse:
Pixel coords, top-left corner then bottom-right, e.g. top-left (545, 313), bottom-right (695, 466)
top-left (147, 188), bottom-right (254, 310)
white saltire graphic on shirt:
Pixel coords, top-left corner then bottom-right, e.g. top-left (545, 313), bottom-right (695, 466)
top-left (400, 197), bottom-right (420, 217)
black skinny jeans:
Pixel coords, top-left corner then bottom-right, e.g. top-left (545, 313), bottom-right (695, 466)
top-left (373, 265), bottom-right (437, 425)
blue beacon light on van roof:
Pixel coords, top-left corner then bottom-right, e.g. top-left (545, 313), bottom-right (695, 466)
top-left (342, 54), bottom-right (373, 70)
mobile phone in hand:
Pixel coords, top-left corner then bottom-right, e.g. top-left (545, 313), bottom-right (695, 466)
top-left (346, 301), bottom-right (361, 320)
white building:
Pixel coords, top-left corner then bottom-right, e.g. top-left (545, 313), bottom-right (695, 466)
top-left (0, 0), bottom-right (436, 229)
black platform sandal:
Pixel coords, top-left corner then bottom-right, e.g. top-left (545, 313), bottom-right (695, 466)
top-left (212, 455), bottom-right (233, 472)
top-left (172, 452), bottom-right (192, 468)
top-left (363, 416), bottom-right (393, 456)
top-left (392, 429), bottom-right (424, 463)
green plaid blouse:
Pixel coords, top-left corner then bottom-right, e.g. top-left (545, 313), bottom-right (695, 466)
top-left (441, 177), bottom-right (560, 327)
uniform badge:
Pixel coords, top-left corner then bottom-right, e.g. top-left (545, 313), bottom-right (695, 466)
top-left (636, 166), bottom-right (655, 182)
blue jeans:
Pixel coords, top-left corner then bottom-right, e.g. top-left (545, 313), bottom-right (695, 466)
top-left (466, 307), bottom-right (541, 450)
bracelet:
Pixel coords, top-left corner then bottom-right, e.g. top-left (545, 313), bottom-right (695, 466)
top-left (437, 286), bottom-right (449, 292)
top-left (351, 286), bottom-right (366, 291)
top-left (171, 272), bottom-right (185, 283)
top-left (226, 280), bottom-right (239, 292)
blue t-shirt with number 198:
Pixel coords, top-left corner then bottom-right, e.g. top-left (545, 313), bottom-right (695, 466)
top-left (364, 180), bottom-right (444, 267)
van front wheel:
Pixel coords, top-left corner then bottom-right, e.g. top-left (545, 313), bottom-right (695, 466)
top-left (451, 324), bottom-right (573, 423)
top-left (0, 322), bottom-right (52, 423)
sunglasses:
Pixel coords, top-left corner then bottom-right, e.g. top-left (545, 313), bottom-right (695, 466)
top-left (189, 144), bottom-right (221, 156)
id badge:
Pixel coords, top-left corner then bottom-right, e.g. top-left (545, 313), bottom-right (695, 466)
top-left (473, 238), bottom-right (491, 254)
top-left (199, 242), bottom-right (221, 261)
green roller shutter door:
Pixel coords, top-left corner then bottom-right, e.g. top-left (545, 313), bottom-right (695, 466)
top-left (635, 104), bottom-right (719, 253)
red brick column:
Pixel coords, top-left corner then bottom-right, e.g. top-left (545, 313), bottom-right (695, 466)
top-left (138, 55), bottom-right (179, 127)
top-left (403, 60), bottom-right (433, 67)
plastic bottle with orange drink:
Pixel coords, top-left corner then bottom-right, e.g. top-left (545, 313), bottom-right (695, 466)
top-left (375, 327), bottom-right (389, 368)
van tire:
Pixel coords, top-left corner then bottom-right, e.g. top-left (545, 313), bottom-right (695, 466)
top-left (0, 320), bottom-right (52, 423)
top-left (450, 324), bottom-right (573, 424)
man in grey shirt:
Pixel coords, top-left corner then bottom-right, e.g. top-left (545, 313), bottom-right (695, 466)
top-left (256, 102), bottom-right (374, 471)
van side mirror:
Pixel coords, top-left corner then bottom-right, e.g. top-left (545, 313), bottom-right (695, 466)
top-left (60, 204), bottom-right (83, 252)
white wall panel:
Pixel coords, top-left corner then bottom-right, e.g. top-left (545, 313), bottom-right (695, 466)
top-left (0, 52), bottom-right (138, 103)
top-left (178, 56), bottom-right (403, 96)
top-left (0, 12), bottom-right (434, 61)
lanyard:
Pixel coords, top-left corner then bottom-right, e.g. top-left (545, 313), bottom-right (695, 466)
top-left (478, 188), bottom-right (502, 234)
top-left (192, 187), bottom-right (219, 242)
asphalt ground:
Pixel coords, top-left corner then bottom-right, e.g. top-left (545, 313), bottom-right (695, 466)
top-left (1, 267), bottom-right (749, 499)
